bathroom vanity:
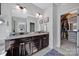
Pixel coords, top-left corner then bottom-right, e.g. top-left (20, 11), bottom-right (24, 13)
top-left (5, 32), bottom-right (49, 56)
top-left (5, 14), bottom-right (49, 56)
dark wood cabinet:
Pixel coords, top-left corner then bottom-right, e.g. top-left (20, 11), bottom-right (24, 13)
top-left (31, 34), bottom-right (49, 54)
top-left (6, 34), bottom-right (49, 56)
top-left (42, 34), bottom-right (49, 48)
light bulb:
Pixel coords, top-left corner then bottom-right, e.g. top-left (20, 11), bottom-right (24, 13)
top-left (36, 13), bottom-right (39, 18)
top-left (39, 15), bottom-right (43, 18)
top-left (0, 21), bottom-right (3, 24)
top-left (16, 4), bottom-right (20, 10)
top-left (23, 8), bottom-right (27, 13)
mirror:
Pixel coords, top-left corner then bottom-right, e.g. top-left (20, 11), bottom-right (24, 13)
top-left (27, 16), bottom-right (38, 32)
top-left (12, 17), bottom-right (27, 34)
top-left (11, 16), bottom-right (38, 35)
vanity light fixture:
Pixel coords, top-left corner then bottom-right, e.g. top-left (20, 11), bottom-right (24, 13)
top-left (0, 18), bottom-right (4, 24)
top-left (23, 7), bottom-right (27, 13)
top-left (16, 4), bottom-right (27, 13)
top-left (0, 21), bottom-right (3, 24)
top-left (36, 13), bottom-right (39, 18)
top-left (19, 6), bottom-right (23, 9)
top-left (16, 4), bottom-right (20, 10)
top-left (39, 14), bottom-right (43, 18)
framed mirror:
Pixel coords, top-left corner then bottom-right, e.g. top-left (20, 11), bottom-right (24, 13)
top-left (12, 16), bottom-right (27, 34)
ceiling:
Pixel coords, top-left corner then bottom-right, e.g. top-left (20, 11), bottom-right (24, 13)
top-left (33, 3), bottom-right (51, 10)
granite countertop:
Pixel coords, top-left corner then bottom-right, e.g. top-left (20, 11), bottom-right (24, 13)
top-left (6, 32), bottom-right (49, 40)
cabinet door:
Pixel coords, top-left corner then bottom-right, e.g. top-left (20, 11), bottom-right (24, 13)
top-left (42, 34), bottom-right (49, 48)
top-left (31, 36), bottom-right (41, 54)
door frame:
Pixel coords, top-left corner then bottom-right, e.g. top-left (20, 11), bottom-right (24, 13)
top-left (57, 8), bottom-right (79, 48)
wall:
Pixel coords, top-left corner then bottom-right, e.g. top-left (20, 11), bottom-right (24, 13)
top-left (0, 3), bottom-right (12, 55)
top-left (0, 23), bottom-right (6, 55)
top-left (43, 4), bottom-right (53, 49)
top-left (53, 4), bottom-right (58, 48)
top-left (1, 3), bottom-right (12, 36)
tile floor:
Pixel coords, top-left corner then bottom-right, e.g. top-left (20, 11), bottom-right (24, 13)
top-left (55, 40), bottom-right (77, 56)
top-left (44, 49), bottom-right (64, 56)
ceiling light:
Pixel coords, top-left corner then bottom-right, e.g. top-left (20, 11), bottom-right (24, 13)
top-left (0, 20), bottom-right (4, 24)
top-left (39, 15), bottom-right (43, 18)
top-left (0, 21), bottom-right (3, 24)
top-left (23, 7), bottom-right (27, 13)
top-left (0, 17), bottom-right (4, 24)
top-left (36, 13), bottom-right (39, 18)
top-left (16, 4), bottom-right (20, 10)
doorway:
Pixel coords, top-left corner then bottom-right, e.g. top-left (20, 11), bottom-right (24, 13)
top-left (60, 12), bottom-right (77, 55)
